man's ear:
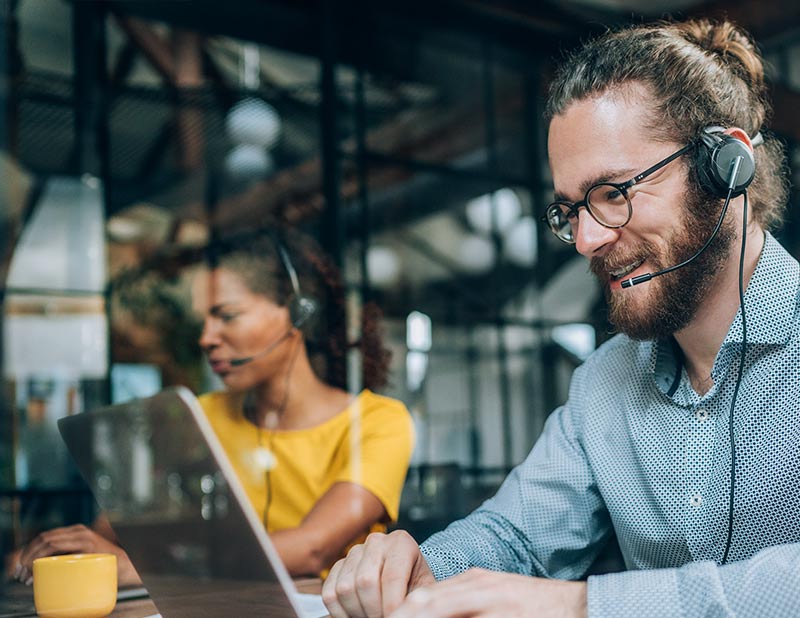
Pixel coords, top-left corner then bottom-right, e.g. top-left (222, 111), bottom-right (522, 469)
top-left (724, 127), bottom-right (754, 152)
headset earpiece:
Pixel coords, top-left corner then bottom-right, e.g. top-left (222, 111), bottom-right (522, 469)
top-left (272, 234), bottom-right (318, 331)
top-left (695, 127), bottom-right (755, 198)
top-left (288, 295), bottom-right (318, 330)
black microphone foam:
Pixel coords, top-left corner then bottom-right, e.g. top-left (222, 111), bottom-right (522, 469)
top-left (229, 356), bottom-right (255, 367)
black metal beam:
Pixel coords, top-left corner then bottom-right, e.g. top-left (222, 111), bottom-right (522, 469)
top-left (357, 151), bottom-right (529, 187)
top-left (135, 117), bottom-right (174, 181)
top-left (71, 1), bottom-right (106, 175)
top-left (342, 153), bottom-right (522, 237)
top-left (109, 41), bottom-right (139, 91)
top-left (107, 0), bottom-right (600, 82)
top-left (318, 0), bottom-right (347, 389)
top-left (0, 0), bottom-right (16, 495)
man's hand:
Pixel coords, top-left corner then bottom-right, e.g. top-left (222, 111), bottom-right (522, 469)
top-left (322, 530), bottom-right (436, 618)
top-left (14, 524), bottom-right (141, 587)
top-left (389, 568), bottom-right (587, 618)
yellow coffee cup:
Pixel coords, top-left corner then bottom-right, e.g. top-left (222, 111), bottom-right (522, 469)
top-left (33, 553), bottom-right (117, 618)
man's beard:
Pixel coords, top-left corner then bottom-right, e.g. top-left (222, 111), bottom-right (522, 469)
top-left (590, 187), bottom-right (735, 341)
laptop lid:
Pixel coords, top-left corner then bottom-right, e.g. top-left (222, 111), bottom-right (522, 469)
top-left (57, 386), bottom-right (308, 618)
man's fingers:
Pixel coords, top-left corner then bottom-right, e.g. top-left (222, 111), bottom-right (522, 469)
top-left (322, 559), bottom-right (350, 618)
top-left (351, 535), bottom-right (396, 617)
top-left (329, 543), bottom-right (369, 617)
top-left (389, 573), bottom-right (487, 618)
top-left (388, 586), bottom-right (440, 618)
top-left (322, 531), bottom-right (426, 618)
top-left (380, 538), bottom-right (426, 616)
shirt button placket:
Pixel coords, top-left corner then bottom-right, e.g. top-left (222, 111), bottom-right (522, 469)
top-left (686, 405), bottom-right (714, 559)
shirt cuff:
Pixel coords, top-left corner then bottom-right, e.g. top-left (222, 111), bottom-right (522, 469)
top-left (588, 567), bottom-right (681, 618)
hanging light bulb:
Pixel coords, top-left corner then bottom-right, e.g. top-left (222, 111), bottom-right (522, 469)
top-left (225, 97), bottom-right (282, 149)
top-left (225, 43), bottom-right (282, 151)
top-left (224, 144), bottom-right (274, 179)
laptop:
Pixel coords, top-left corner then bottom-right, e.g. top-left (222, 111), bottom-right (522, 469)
top-left (56, 386), bottom-right (328, 618)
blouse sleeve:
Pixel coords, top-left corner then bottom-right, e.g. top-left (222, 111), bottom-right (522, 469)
top-left (333, 394), bottom-right (415, 522)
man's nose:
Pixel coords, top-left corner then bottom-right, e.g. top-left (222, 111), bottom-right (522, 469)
top-left (574, 211), bottom-right (619, 258)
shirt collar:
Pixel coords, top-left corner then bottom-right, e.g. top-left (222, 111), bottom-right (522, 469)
top-left (723, 231), bottom-right (799, 346)
top-left (650, 232), bottom-right (799, 392)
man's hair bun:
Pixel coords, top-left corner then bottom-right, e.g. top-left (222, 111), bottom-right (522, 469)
top-left (678, 19), bottom-right (765, 94)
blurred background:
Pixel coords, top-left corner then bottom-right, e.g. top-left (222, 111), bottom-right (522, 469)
top-left (1, 0), bottom-right (799, 558)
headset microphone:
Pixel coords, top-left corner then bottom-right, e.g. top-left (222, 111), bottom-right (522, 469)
top-left (620, 160), bottom-right (738, 288)
top-left (229, 329), bottom-right (294, 367)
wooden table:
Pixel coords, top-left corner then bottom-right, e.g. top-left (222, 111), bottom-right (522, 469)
top-left (111, 578), bottom-right (324, 617)
top-left (3, 578), bottom-right (323, 617)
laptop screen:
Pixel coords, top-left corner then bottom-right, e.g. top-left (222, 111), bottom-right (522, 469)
top-left (58, 387), bottom-right (305, 618)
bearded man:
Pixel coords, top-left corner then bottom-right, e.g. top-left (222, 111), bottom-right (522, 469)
top-left (322, 18), bottom-right (798, 618)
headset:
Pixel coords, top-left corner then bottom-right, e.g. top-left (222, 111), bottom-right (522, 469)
top-left (234, 236), bottom-right (315, 529)
top-left (622, 125), bottom-right (760, 565)
top-left (272, 234), bottom-right (319, 331)
top-left (225, 233), bottom-right (316, 529)
top-left (229, 234), bottom-right (319, 367)
top-left (695, 125), bottom-right (757, 198)
top-left (620, 126), bottom-right (757, 289)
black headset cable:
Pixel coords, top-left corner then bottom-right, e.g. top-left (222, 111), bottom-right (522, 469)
top-left (720, 190), bottom-right (749, 565)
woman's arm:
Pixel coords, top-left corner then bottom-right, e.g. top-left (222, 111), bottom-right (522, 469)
top-left (270, 481), bottom-right (386, 576)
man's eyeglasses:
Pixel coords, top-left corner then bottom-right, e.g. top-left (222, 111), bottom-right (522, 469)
top-left (541, 143), bottom-right (694, 244)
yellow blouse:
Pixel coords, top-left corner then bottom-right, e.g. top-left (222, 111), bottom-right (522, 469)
top-left (198, 390), bottom-right (414, 544)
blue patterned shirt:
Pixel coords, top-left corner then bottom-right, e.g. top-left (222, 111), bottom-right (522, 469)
top-left (420, 232), bottom-right (800, 617)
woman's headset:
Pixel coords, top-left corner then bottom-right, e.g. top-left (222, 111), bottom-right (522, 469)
top-left (272, 233), bottom-right (318, 331)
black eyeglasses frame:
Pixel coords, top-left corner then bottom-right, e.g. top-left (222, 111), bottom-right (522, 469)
top-left (541, 142), bottom-right (695, 244)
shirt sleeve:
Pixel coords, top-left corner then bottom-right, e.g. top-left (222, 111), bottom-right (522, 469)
top-left (588, 542), bottom-right (800, 617)
top-left (420, 374), bottom-right (612, 581)
top-left (333, 394), bottom-right (415, 522)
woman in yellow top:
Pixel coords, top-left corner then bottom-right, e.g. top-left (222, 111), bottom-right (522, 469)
top-left (12, 228), bottom-right (414, 584)
top-left (192, 229), bottom-right (415, 576)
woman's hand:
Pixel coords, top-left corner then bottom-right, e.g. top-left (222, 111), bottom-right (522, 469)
top-left (14, 524), bottom-right (141, 587)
